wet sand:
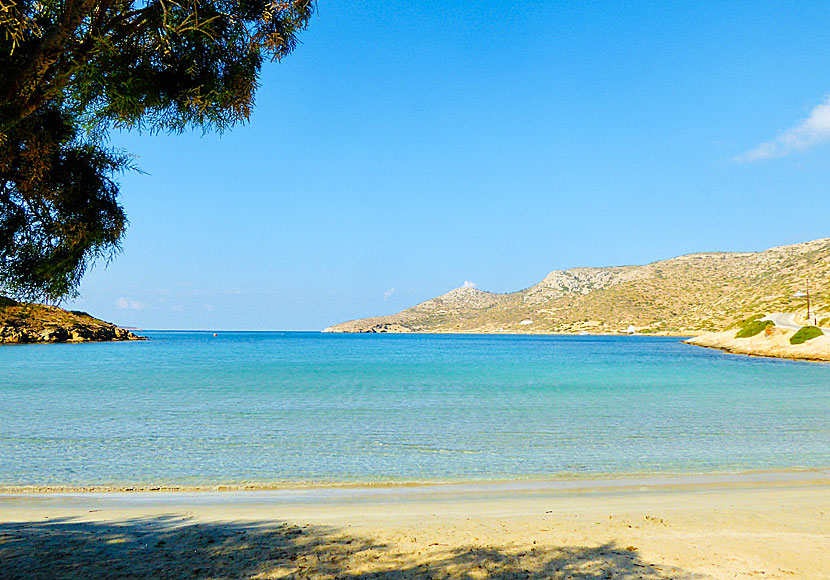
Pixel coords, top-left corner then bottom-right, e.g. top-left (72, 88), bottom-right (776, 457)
top-left (2, 471), bottom-right (829, 579)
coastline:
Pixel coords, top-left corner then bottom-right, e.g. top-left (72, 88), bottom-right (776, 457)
top-left (5, 334), bottom-right (829, 578)
top-left (0, 299), bottom-right (146, 344)
top-left (2, 467), bottom-right (828, 494)
top-left (323, 328), bottom-right (694, 337)
top-left (3, 469), bottom-right (829, 580)
top-left (684, 328), bottom-right (830, 362)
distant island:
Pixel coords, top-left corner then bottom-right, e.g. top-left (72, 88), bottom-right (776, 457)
top-left (0, 297), bottom-right (144, 344)
top-left (325, 238), bottom-right (830, 337)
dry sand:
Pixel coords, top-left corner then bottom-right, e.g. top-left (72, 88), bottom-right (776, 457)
top-left (2, 472), bottom-right (829, 579)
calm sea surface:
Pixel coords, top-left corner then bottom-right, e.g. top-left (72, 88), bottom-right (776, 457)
top-left (1, 332), bottom-right (829, 487)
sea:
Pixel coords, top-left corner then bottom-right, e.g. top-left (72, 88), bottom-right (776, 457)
top-left (1, 332), bottom-right (829, 488)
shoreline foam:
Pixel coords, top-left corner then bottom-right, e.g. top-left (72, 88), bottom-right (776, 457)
top-left (3, 467), bottom-right (828, 495)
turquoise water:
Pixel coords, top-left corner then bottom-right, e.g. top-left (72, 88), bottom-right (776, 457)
top-left (1, 332), bottom-right (829, 487)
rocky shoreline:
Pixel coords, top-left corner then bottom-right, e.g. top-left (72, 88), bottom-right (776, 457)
top-left (684, 328), bottom-right (830, 362)
top-left (0, 299), bottom-right (144, 344)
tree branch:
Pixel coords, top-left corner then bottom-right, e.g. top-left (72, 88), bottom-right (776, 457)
top-left (5, 0), bottom-right (100, 119)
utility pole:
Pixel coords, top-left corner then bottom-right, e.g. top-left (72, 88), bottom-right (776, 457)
top-left (806, 279), bottom-right (812, 325)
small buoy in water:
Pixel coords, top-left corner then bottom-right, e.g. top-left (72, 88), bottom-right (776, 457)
top-left (213, 333), bottom-right (217, 337)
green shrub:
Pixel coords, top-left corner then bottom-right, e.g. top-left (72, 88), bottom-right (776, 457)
top-left (735, 319), bottom-right (773, 338)
top-left (733, 313), bottom-right (764, 329)
top-left (790, 326), bottom-right (823, 345)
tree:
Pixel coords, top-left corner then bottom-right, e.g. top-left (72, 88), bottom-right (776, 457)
top-left (0, 0), bottom-right (314, 301)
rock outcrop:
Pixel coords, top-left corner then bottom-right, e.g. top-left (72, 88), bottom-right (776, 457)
top-left (685, 327), bottom-right (830, 362)
top-left (0, 298), bottom-right (144, 344)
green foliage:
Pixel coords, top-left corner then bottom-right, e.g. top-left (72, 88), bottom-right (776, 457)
top-left (0, 0), bottom-right (314, 301)
top-left (0, 105), bottom-right (129, 300)
top-left (735, 319), bottom-right (773, 338)
top-left (0, 295), bottom-right (19, 307)
top-left (733, 313), bottom-right (764, 328)
top-left (790, 325), bottom-right (823, 345)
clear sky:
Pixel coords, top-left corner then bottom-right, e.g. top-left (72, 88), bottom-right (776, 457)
top-left (67, 1), bottom-right (830, 330)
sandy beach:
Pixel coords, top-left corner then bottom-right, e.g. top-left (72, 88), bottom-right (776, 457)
top-left (2, 471), bottom-right (829, 580)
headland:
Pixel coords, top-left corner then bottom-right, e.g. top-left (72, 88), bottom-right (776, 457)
top-left (0, 297), bottom-right (143, 344)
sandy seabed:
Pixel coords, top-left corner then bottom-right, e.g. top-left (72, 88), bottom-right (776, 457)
top-left (1, 472), bottom-right (829, 580)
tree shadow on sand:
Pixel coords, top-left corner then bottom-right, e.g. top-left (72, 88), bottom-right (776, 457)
top-left (0, 516), bottom-right (702, 579)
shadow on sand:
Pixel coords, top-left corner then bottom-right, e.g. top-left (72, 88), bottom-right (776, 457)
top-left (0, 516), bottom-right (700, 579)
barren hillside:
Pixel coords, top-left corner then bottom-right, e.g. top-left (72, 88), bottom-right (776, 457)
top-left (324, 239), bottom-right (830, 335)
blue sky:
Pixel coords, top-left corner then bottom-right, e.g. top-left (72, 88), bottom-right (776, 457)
top-left (67, 1), bottom-right (830, 330)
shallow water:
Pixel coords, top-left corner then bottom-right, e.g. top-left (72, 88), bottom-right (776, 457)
top-left (2, 332), bottom-right (829, 487)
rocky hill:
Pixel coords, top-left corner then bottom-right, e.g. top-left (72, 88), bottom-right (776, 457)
top-left (324, 238), bottom-right (830, 335)
top-left (0, 297), bottom-right (144, 344)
